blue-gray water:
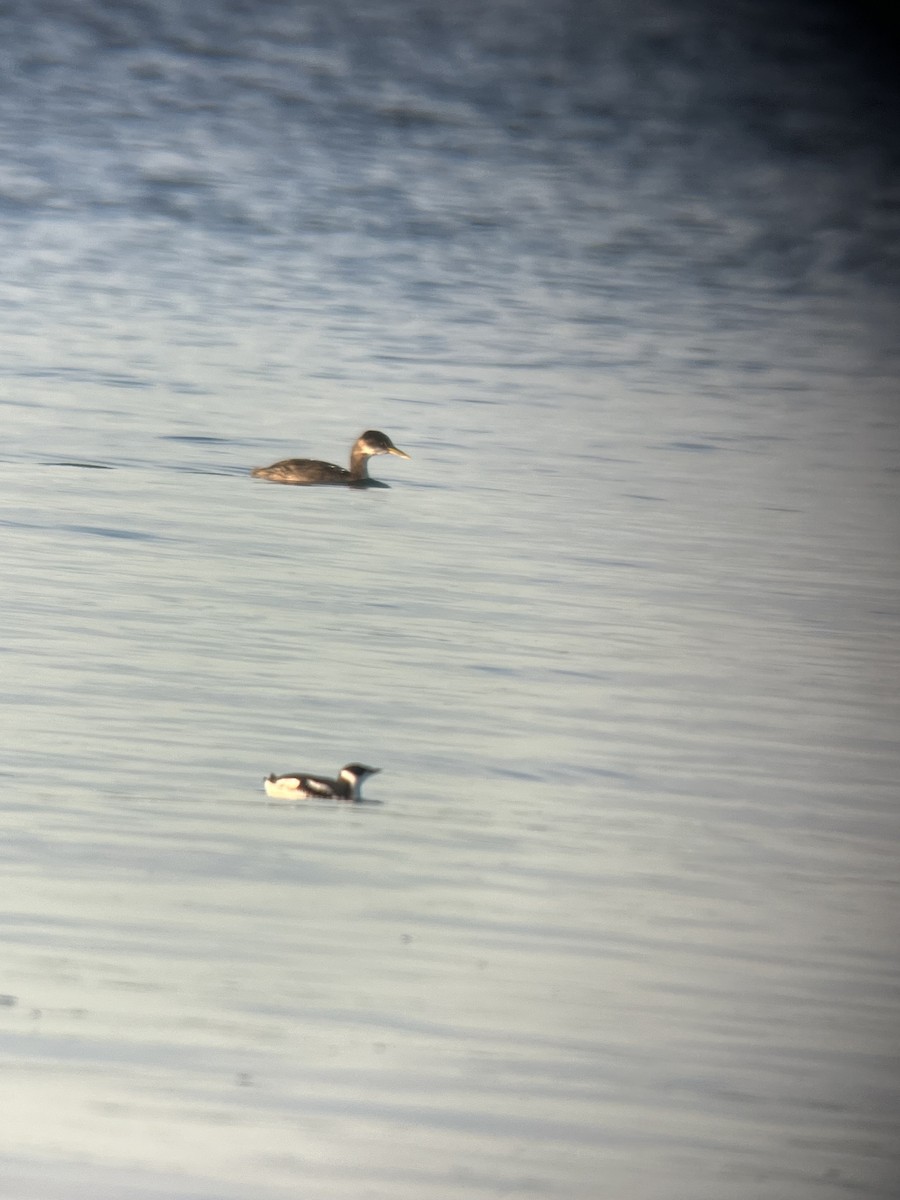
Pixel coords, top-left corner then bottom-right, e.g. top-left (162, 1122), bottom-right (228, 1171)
top-left (2, 2), bottom-right (899, 1197)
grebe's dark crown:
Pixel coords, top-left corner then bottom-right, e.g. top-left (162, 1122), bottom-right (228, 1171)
top-left (357, 431), bottom-right (410, 457)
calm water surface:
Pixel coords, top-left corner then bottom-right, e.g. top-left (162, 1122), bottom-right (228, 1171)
top-left (2, 2), bottom-right (899, 1198)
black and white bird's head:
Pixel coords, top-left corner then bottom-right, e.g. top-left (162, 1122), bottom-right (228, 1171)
top-left (338, 763), bottom-right (381, 799)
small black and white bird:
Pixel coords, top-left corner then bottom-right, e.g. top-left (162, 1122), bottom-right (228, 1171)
top-left (263, 762), bottom-right (380, 801)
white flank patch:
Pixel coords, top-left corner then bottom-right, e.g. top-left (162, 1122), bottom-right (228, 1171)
top-left (263, 776), bottom-right (302, 799)
top-left (303, 777), bottom-right (334, 795)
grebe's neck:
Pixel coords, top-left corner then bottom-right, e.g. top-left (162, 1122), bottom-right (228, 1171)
top-left (348, 445), bottom-right (371, 480)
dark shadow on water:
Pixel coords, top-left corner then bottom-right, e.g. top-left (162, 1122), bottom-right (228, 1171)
top-left (62, 525), bottom-right (159, 541)
top-left (0, 519), bottom-right (159, 541)
top-left (173, 464), bottom-right (249, 477)
top-left (160, 436), bottom-right (236, 444)
top-left (37, 459), bottom-right (397, 486)
top-left (40, 460), bottom-right (113, 469)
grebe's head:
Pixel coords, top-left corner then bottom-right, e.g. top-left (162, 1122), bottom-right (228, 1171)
top-left (356, 431), bottom-right (411, 459)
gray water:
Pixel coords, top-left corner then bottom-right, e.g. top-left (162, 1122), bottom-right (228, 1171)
top-left (2, 2), bottom-right (899, 1197)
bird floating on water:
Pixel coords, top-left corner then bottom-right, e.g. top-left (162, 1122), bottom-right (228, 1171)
top-left (263, 763), bottom-right (381, 801)
top-left (251, 430), bottom-right (410, 486)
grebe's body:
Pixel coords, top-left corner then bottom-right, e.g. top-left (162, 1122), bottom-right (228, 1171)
top-left (263, 763), bottom-right (380, 801)
top-left (251, 431), bottom-right (410, 486)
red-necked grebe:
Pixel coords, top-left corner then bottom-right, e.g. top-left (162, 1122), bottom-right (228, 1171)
top-left (251, 430), bottom-right (410, 486)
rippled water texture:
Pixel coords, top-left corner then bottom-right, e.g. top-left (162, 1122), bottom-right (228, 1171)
top-left (2, 2), bottom-right (899, 1197)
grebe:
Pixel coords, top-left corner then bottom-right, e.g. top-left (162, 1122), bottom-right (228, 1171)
top-left (263, 763), bottom-right (380, 801)
top-left (251, 430), bottom-right (410, 486)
